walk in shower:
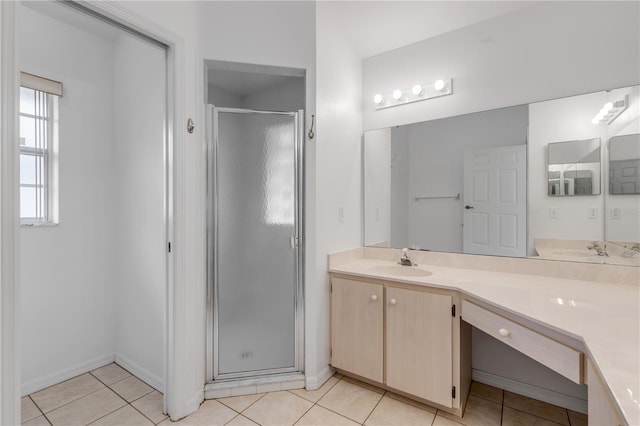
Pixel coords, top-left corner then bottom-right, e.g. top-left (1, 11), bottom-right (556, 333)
top-left (206, 105), bottom-right (304, 383)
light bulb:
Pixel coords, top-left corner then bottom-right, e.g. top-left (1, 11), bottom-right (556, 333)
top-left (591, 117), bottom-right (601, 125)
top-left (603, 102), bottom-right (613, 111)
top-left (434, 79), bottom-right (445, 91)
top-left (392, 89), bottom-right (403, 100)
top-left (412, 85), bottom-right (423, 96)
top-left (373, 94), bottom-right (383, 104)
top-left (599, 108), bottom-right (607, 116)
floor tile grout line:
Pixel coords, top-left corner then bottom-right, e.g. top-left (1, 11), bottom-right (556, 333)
top-left (82, 387), bottom-right (131, 426)
top-left (132, 395), bottom-right (167, 426)
top-left (27, 394), bottom-right (47, 421)
top-left (503, 405), bottom-right (568, 426)
top-left (360, 389), bottom-right (386, 426)
top-left (30, 384), bottom-right (110, 416)
top-left (286, 373), bottom-right (342, 404)
top-left (500, 387), bottom-right (505, 425)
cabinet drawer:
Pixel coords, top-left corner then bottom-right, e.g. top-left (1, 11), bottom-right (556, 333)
top-left (462, 300), bottom-right (582, 384)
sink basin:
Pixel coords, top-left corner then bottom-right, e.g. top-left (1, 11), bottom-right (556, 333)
top-left (368, 265), bottom-right (432, 277)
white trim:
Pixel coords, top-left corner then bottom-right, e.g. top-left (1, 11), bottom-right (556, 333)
top-left (0, 1), bottom-right (20, 424)
top-left (21, 354), bottom-right (115, 397)
top-left (305, 365), bottom-right (335, 391)
top-left (472, 369), bottom-right (588, 414)
top-left (115, 353), bottom-right (164, 394)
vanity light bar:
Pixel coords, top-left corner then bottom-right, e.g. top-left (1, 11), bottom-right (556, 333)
top-left (591, 95), bottom-right (628, 125)
top-left (373, 78), bottom-right (453, 110)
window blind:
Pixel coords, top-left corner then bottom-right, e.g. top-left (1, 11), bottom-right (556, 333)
top-left (20, 71), bottom-right (63, 97)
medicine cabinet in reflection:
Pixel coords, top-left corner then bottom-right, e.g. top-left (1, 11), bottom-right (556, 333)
top-left (609, 134), bottom-right (640, 195)
top-left (547, 138), bottom-right (601, 196)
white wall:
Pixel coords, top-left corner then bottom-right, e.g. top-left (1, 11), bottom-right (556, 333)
top-left (18, 5), bottom-right (117, 394)
top-left (363, 1), bottom-right (640, 131)
top-left (529, 91), bottom-right (608, 255)
top-left (208, 84), bottom-right (243, 109)
top-left (243, 78), bottom-right (305, 112)
top-left (390, 126), bottom-right (409, 248)
top-left (315, 1), bottom-right (363, 386)
top-left (197, 1), bottom-right (324, 387)
top-left (363, 128), bottom-right (390, 247)
top-left (209, 78), bottom-right (305, 112)
top-left (113, 34), bottom-right (166, 392)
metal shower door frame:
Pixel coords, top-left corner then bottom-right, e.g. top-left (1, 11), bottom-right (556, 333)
top-left (205, 105), bottom-right (305, 382)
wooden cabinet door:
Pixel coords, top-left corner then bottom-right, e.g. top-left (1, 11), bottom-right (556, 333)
top-left (331, 278), bottom-right (383, 383)
top-left (386, 287), bottom-right (453, 407)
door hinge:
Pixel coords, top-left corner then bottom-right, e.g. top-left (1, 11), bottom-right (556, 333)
top-left (168, 242), bottom-right (172, 253)
top-left (452, 386), bottom-right (456, 399)
top-left (452, 304), bottom-right (456, 317)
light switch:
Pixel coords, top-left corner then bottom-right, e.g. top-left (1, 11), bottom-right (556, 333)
top-left (549, 207), bottom-right (559, 219)
top-left (339, 206), bottom-right (345, 222)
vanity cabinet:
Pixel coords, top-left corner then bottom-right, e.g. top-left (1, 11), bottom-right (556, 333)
top-left (330, 276), bottom-right (467, 414)
top-left (386, 287), bottom-right (453, 407)
top-left (330, 278), bottom-right (383, 382)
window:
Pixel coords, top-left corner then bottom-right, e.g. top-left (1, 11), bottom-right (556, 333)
top-left (19, 73), bottom-right (61, 225)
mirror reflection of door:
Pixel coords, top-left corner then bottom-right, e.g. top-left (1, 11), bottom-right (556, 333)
top-left (463, 145), bottom-right (527, 257)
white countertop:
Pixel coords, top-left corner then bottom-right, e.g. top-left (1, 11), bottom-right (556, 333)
top-left (329, 258), bottom-right (640, 425)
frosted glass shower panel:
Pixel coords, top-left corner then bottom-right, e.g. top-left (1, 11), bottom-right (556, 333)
top-left (216, 110), bottom-right (297, 375)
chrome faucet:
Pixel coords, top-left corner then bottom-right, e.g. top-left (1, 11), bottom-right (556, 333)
top-left (398, 248), bottom-right (416, 266)
top-left (587, 241), bottom-right (609, 257)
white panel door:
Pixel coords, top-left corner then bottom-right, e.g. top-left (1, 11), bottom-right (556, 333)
top-left (463, 145), bottom-right (526, 257)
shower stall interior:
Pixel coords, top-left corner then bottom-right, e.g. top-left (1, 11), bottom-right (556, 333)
top-left (206, 104), bottom-right (304, 383)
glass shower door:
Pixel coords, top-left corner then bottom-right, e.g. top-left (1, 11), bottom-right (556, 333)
top-left (209, 106), bottom-right (303, 380)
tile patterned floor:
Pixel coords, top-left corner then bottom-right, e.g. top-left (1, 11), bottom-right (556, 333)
top-left (22, 365), bottom-right (588, 426)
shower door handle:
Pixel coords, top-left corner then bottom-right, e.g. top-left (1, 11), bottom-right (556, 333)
top-left (290, 236), bottom-right (299, 249)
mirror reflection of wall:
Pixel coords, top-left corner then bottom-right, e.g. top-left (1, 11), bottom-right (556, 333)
top-left (363, 105), bottom-right (528, 253)
top-left (609, 134), bottom-right (640, 195)
top-left (547, 138), bottom-right (601, 196)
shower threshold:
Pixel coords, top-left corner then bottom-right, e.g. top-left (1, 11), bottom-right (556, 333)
top-left (204, 372), bottom-right (305, 399)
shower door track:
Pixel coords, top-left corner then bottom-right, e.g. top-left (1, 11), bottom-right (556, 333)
top-left (205, 106), bottom-right (305, 383)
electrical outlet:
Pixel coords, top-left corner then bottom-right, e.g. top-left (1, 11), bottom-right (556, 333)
top-left (549, 207), bottom-right (559, 219)
top-left (588, 207), bottom-right (598, 219)
top-left (339, 206), bottom-right (345, 222)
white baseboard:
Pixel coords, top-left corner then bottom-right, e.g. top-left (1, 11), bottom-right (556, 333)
top-left (305, 365), bottom-right (335, 391)
top-left (472, 369), bottom-right (588, 414)
top-left (21, 353), bottom-right (115, 396)
top-left (115, 353), bottom-right (164, 393)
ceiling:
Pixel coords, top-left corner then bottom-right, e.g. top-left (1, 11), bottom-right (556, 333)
top-left (322, 1), bottom-right (538, 59)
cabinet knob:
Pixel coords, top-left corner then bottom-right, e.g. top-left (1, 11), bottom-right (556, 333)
top-left (498, 328), bottom-right (510, 337)
top-left (390, 298), bottom-right (397, 305)
top-left (370, 294), bottom-right (378, 301)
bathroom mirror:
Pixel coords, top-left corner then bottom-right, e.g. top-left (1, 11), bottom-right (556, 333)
top-left (609, 134), bottom-right (640, 195)
top-left (547, 138), bottom-right (601, 196)
top-left (363, 85), bottom-right (640, 265)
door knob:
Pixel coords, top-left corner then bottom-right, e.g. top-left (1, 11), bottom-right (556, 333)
top-left (498, 328), bottom-right (510, 337)
top-left (465, 205), bottom-right (474, 210)
top-left (389, 298), bottom-right (397, 305)
top-left (370, 294), bottom-right (378, 301)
